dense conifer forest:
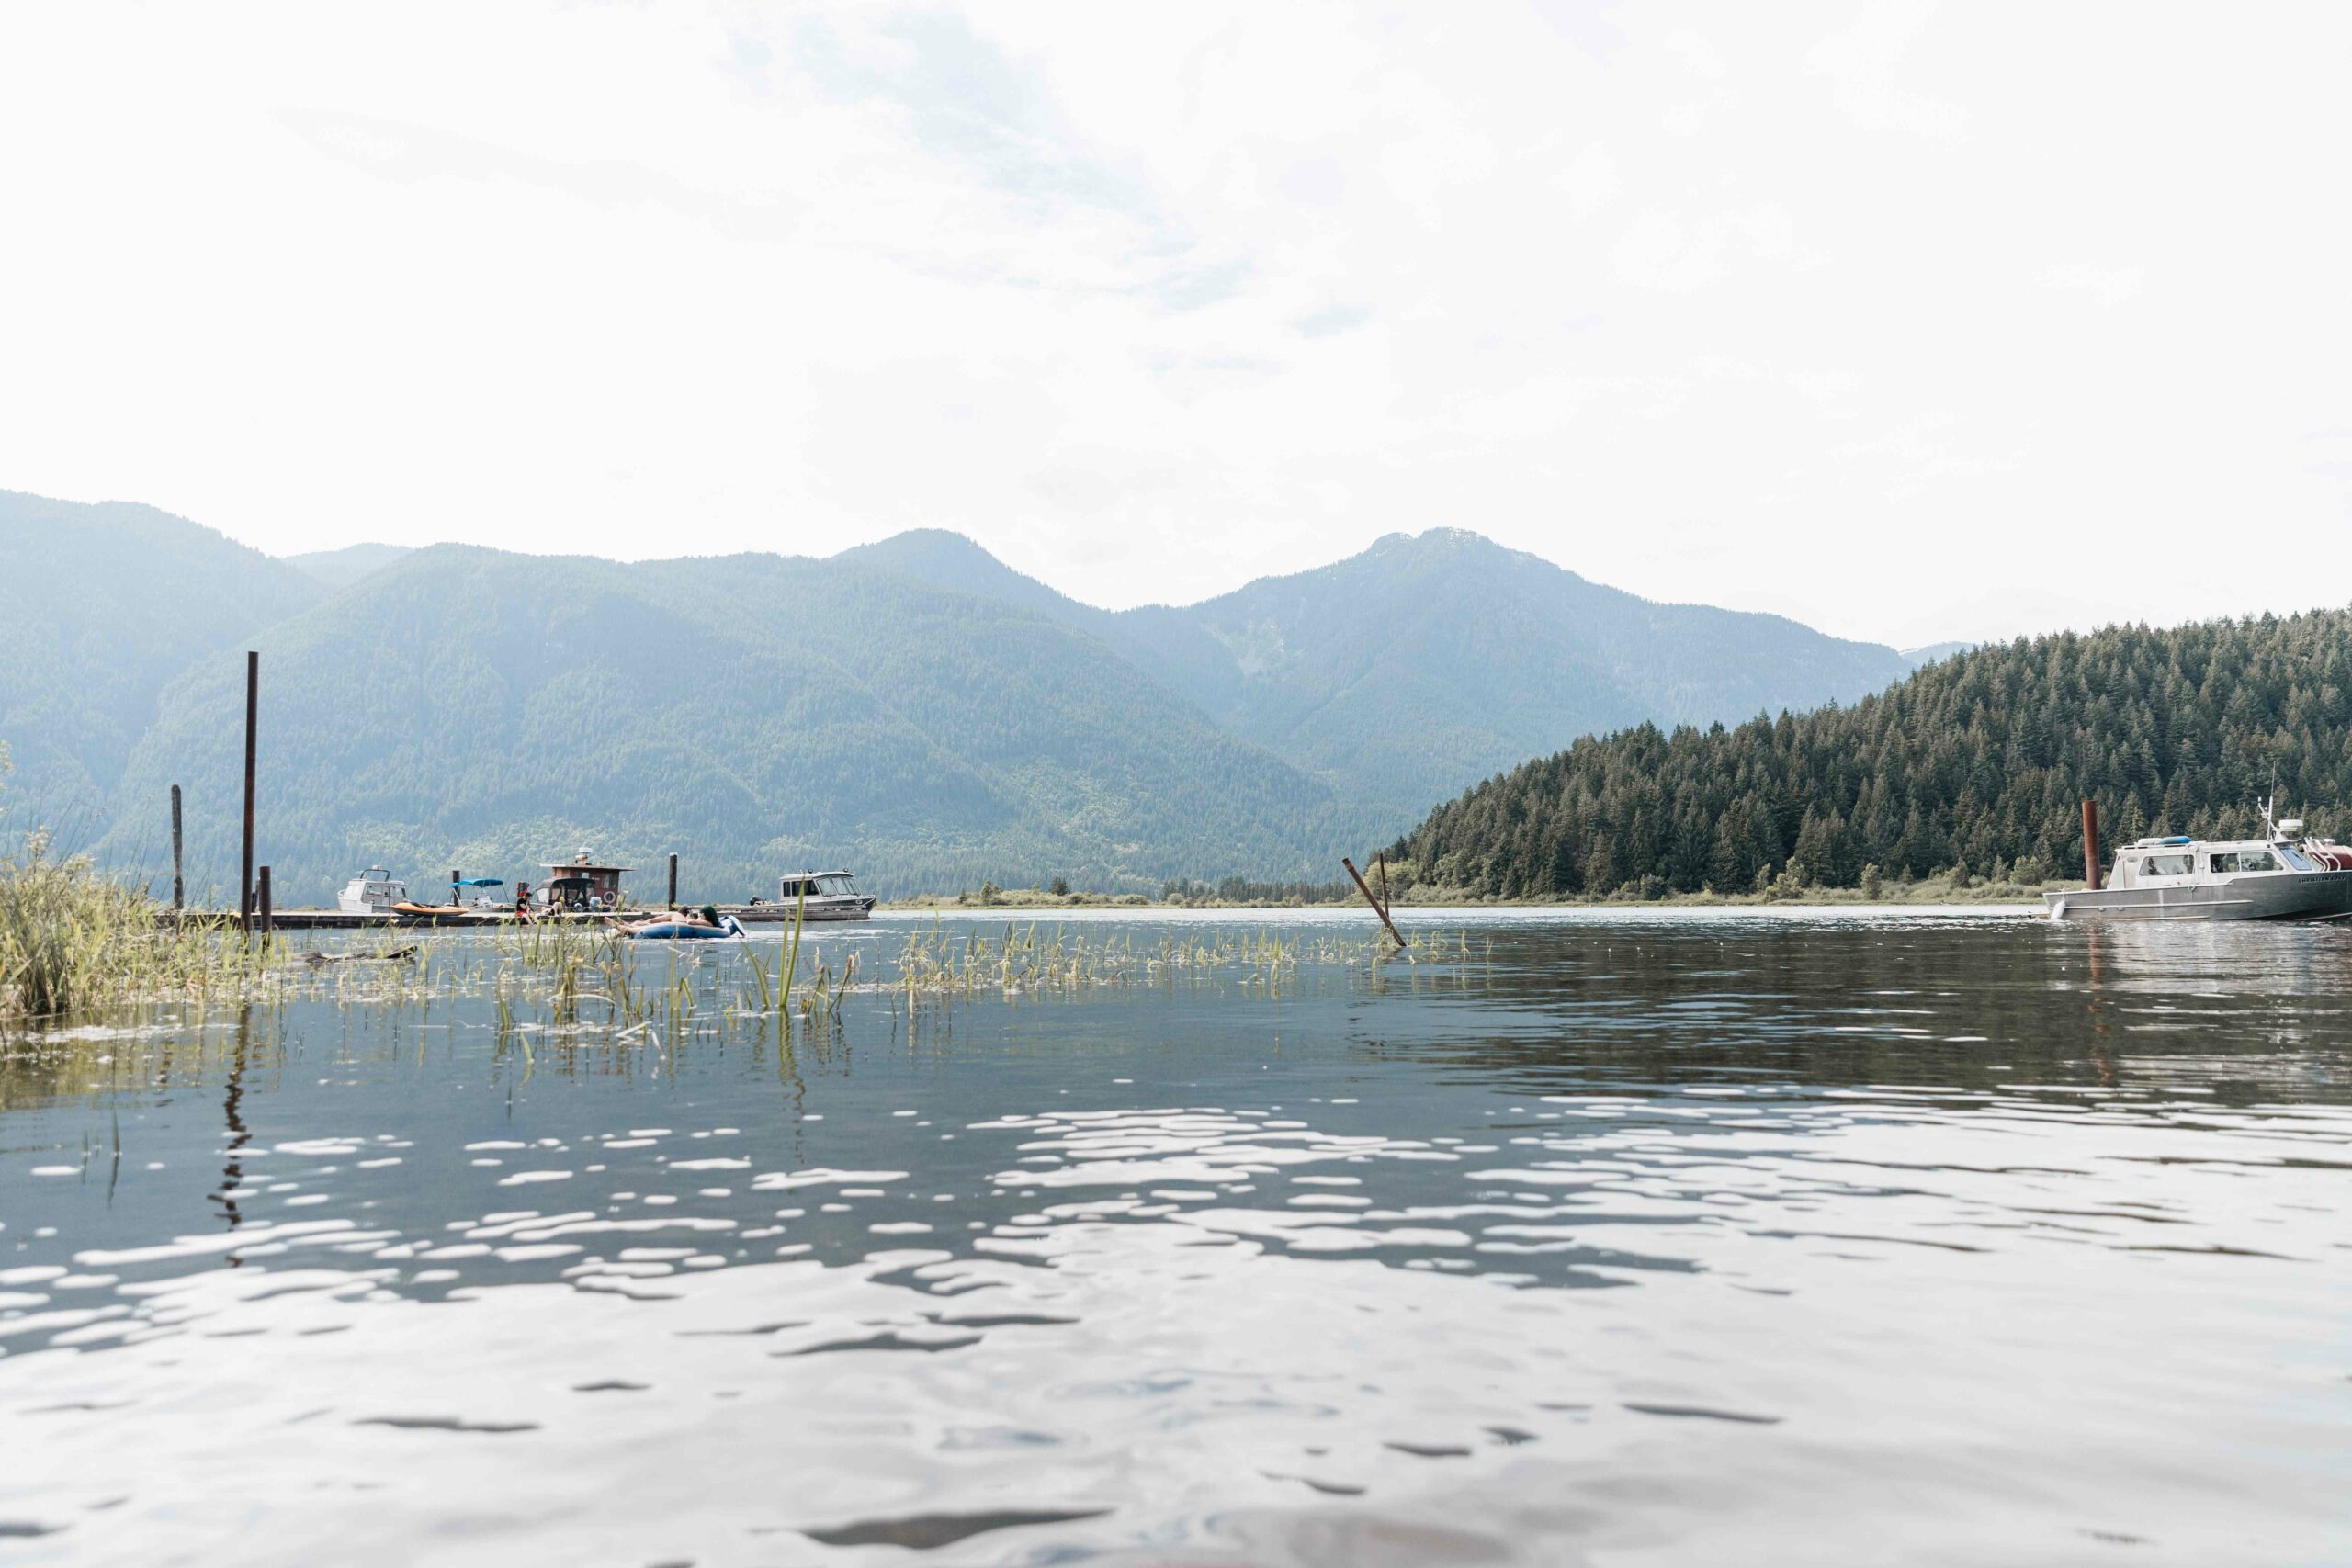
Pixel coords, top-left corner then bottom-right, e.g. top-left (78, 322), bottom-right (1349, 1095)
top-left (1386, 612), bottom-right (2352, 898)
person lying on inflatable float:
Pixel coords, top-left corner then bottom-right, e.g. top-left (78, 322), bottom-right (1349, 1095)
top-left (610, 904), bottom-right (746, 941)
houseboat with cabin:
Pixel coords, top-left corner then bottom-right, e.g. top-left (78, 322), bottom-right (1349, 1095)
top-left (534, 852), bottom-right (636, 914)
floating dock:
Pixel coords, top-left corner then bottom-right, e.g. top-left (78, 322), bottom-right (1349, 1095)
top-left (162, 905), bottom-right (850, 932)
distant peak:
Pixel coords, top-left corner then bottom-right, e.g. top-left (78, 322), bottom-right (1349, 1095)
top-left (837, 528), bottom-right (1004, 568)
top-left (1354, 527), bottom-right (1561, 578)
top-left (1370, 527), bottom-right (1498, 552)
top-left (881, 526), bottom-right (985, 548)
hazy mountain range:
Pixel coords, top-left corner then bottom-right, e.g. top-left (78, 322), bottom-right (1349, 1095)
top-left (3, 488), bottom-right (1925, 902)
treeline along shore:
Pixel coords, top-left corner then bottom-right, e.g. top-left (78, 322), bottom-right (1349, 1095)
top-left (1382, 611), bottom-right (2352, 902)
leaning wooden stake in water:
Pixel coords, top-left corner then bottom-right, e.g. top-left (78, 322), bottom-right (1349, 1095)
top-left (1342, 857), bottom-right (1406, 946)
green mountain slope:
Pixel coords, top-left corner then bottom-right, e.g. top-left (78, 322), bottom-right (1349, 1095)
top-left (1385, 611), bottom-right (2352, 898)
top-left (99, 546), bottom-right (1360, 903)
top-left (850, 526), bottom-right (1917, 816)
top-left (0, 491), bottom-right (321, 830)
top-left (6, 489), bottom-right (1965, 903)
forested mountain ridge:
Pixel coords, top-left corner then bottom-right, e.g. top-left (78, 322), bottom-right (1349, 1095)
top-left (6, 485), bottom-right (1995, 901)
top-left (0, 491), bottom-right (322, 825)
top-left (1385, 611), bottom-right (2352, 899)
top-left (841, 526), bottom-right (1917, 815)
top-left (96, 544), bottom-right (1365, 903)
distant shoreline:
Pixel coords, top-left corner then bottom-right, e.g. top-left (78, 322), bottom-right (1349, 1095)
top-left (883, 880), bottom-right (2059, 914)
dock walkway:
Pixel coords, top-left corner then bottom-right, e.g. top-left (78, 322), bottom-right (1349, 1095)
top-left (163, 905), bottom-right (842, 931)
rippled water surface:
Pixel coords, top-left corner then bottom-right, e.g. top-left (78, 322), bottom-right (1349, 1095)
top-left (4, 908), bottom-right (2349, 1565)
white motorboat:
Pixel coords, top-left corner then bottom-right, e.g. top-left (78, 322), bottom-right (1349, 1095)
top-left (337, 867), bottom-right (409, 915)
top-left (734, 871), bottom-right (876, 923)
top-left (2047, 803), bottom-right (2352, 922)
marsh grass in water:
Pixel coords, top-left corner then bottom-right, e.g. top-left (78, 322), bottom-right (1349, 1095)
top-left (3, 904), bottom-right (1487, 1106)
top-left (0, 834), bottom-right (268, 1028)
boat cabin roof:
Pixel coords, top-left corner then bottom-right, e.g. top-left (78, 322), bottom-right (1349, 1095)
top-left (540, 862), bottom-right (633, 874)
top-left (2120, 836), bottom-right (2283, 858)
top-left (782, 870), bottom-right (854, 879)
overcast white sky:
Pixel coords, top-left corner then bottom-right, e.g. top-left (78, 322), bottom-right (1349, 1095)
top-left (5, 3), bottom-right (2349, 648)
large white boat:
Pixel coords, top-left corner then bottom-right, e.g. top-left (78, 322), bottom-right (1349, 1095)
top-left (2047, 804), bottom-right (2352, 922)
top-left (337, 867), bottom-right (408, 915)
top-left (732, 871), bottom-right (876, 923)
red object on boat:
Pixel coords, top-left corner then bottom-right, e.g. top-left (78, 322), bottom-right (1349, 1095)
top-left (2304, 840), bottom-right (2352, 871)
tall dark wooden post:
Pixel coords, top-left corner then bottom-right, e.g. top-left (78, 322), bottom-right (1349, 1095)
top-left (170, 784), bottom-right (184, 911)
top-left (240, 651), bottom-right (259, 931)
top-left (668, 852), bottom-right (679, 908)
top-left (2081, 799), bottom-right (2102, 891)
top-left (451, 869), bottom-right (461, 908)
top-left (257, 865), bottom-right (273, 936)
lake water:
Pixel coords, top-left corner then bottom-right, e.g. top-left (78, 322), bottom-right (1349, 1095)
top-left (3, 908), bottom-right (2348, 1565)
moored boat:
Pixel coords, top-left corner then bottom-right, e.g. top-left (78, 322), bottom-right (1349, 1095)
top-left (337, 867), bottom-right (408, 914)
top-left (2046, 803), bottom-right (2352, 922)
top-left (731, 871), bottom-right (875, 923)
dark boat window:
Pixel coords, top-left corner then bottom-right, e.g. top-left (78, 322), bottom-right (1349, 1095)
top-left (2210, 850), bottom-right (2280, 874)
top-left (2141, 854), bottom-right (2193, 876)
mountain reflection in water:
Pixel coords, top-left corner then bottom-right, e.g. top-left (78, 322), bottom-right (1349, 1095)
top-left (2, 909), bottom-right (2347, 1565)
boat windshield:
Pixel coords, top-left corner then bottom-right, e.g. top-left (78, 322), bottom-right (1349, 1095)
top-left (2211, 850), bottom-right (2281, 874)
top-left (2278, 844), bottom-right (2317, 871)
top-left (817, 874), bottom-right (854, 895)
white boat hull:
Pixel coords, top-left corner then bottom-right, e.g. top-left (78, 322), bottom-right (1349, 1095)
top-left (2045, 870), bottom-right (2352, 922)
top-left (724, 897), bottom-right (874, 924)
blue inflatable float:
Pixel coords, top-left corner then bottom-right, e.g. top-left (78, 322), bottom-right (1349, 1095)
top-left (626, 915), bottom-right (747, 941)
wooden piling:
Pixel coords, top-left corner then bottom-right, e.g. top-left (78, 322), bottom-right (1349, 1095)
top-left (170, 784), bottom-right (184, 911)
top-left (450, 869), bottom-right (461, 908)
top-left (2081, 798), bottom-right (2102, 891)
top-left (1375, 852), bottom-right (1391, 915)
top-left (239, 651), bottom-right (258, 931)
top-left (257, 865), bottom-right (273, 936)
top-left (668, 852), bottom-right (679, 908)
top-left (1342, 857), bottom-right (1406, 946)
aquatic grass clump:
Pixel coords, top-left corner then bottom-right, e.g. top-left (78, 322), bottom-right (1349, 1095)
top-left (883, 919), bottom-right (1453, 1006)
top-left (0, 832), bottom-right (264, 1027)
